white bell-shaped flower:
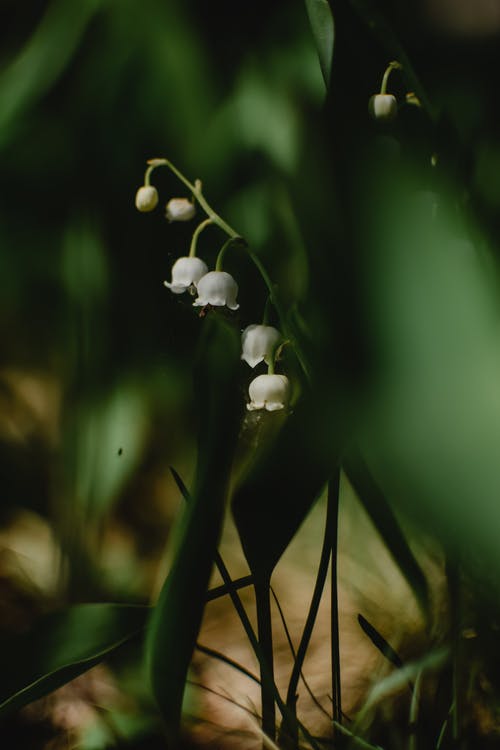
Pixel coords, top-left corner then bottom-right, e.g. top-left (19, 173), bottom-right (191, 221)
top-left (164, 257), bottom-right (208, 294)
top-left (193, 271), bottom-right (239, 310)
top-left (369, 94), bottom-right (397, 121)
top-left (241, 325), bottom-right (281, 368)
top-left (247, 374), bottom-right (290, 412)
top-left (165, 198), bottom-right (196, 222)
top-left (135, 185), bottom-right (159, 212)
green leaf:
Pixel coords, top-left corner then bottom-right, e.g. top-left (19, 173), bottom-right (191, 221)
top-left (0, 604), bottom-right (148, 717)
top-left (343, 451), bottom-right (429, 617)
top-left (0, 0), bottom-right (102, 147)
top-left (304, 0), bottom-right (335, 88)
top-left (146, 317), bottom-right (241, 746)
top-left (357, 613), bottom-right (404, 670)
top-left (232, 394), bottom-right (334, 582)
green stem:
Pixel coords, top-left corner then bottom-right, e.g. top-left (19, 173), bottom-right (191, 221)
top-left (189, 218), bottom-right (213, 257)
top-left (146, 158), bottom-right (238, 237)
top-left (254, 577), bottom-right (276, 745)
top-left (329, 470), bottom-right (342, 730)
top-left (193, 178), bottom-right (239, 237)
top-left (408, 669), bottom-right (423, 750)
top-left (215, 236), bottom-right (247, 271)
top-left (280, 474), bottom-right (340, 747)
top-left (380, 60), bottom-right (402, 95)
top-left (262, 295), bottom-right (273, 326)
top-left (267, 359), bottom-right (275, 375)
top-left (146, 157), bottom-right (197, 193)
top-left (144, 164), bottom-right (155, 186)
top-left (271, 586), bottom-right (332, 722)
top-left (205, 574), bottom-right (253, 602)
top-left (446, 556), bottom-right (461, 744)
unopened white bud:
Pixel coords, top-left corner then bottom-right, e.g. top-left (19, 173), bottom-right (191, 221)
top-left (369, 94), bottom-right (397, 122)
top-left (247, 374), bottom-right (290, 412)
top-left (135, 185), bottom-right (159, 212)
top-left (165, 198), bottom-right (196, 222)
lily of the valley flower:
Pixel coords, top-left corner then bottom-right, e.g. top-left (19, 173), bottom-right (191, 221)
top-left (164, 256), bottom-right (208, 294)
top-left (135, 185), bottom-right (159, 212)
top-left (369, 94), bottom-right (397, 121)
top-left (193, 270), bottom-right (239, 310)
top-left (241, 325), bottom-right (281, 368)
top-left (247, 374), bottom-right (290, 412)
top-left (165, 198), bottom-right (196, 222)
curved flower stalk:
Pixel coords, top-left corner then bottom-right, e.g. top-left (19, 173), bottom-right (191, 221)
top-left (369, 60), bottom-right (402, 122)
top-left (136, 156), bottom-right (310, 380)
top-left (247, 373), bottom-right (290, 412)
top-left (164, 257), bottom-right (208, 294)
top-left (241, 325), bottom-right (281, 368)
top-left (193, 270), bottom-right (239, 310)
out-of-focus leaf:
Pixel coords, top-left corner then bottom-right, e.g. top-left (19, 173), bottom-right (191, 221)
top-left (359, 647), bottom-right (449, 717)
top-left (304, 0), bottom-right (335, 88)
top-left (146, 317), bottom-right (241, 746)
top-left (343, 452), bottom-right (429, 617)
top-left (234, 67), bottom-right (301, 172)
top-left (358, 172), bottom-right (500, 595)
top-left (232, 394), bottom-right (336, 582)
top-left (67, 384), bottom-right (148, 518)
top-left (0, 604), bottom-right (148, 717)
top-left (0, 0), bottom-right (102, 147)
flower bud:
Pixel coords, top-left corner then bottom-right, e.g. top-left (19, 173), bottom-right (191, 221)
top-left (369, 94), bottom-right (397, 121)
top-left (241, 325), bottom-right (281, 368)
top-left (193, 271), bottom-right (239, 310)
top-left (247, 374), bottom-right (290, 412)
top-left (165, 198), bottom-right (196, 222)
top-left (164, 256), bottom-right (208, 294)
top-left (135, 185), bottom-right (159, 212)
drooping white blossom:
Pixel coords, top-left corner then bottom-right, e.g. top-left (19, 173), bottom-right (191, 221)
top-left (241, 325), bottom-right (281, 368)
top-left (369, 94), bottom-right (397, 121)
top-left (135, 185), bottom-right (159, 212)
top-left (164, 257), bottom-right (208, 294)
top-left (247, 374), bottom-right (290, 412)
top-left (193, 271), bottom-right (239, 310)
top-left (165, 198), bottom-right (196, 222)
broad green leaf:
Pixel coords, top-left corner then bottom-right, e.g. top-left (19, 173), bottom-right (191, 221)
top-left (0, 604), bottom-right (148, 717)
top-left (343, 452), bottom-right (429, 617)
top-left (232, 392), bottom-right (335, 582)
top-left (304, 0), bottom-right (335, 88)
top-left (358, 170), bottom-right (500, 599)
top-left (146, 317), bottom-right (241, 746)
